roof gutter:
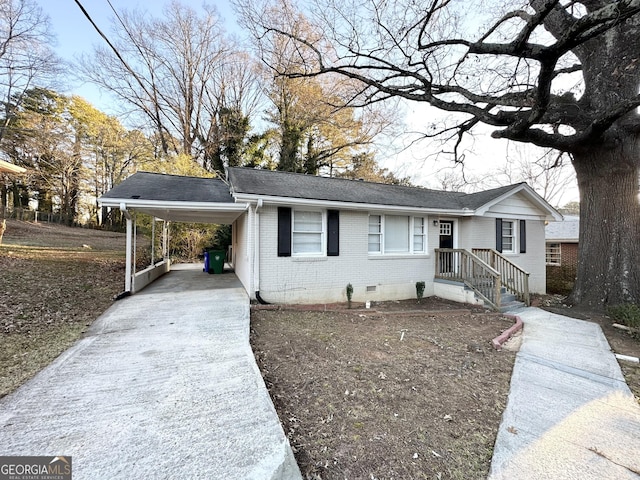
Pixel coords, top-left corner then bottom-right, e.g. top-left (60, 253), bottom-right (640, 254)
top-left (100, 197), bottom-right (248, 213)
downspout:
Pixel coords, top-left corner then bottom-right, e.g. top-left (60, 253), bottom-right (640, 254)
top-left (254, 198), bottom-right (269, 304)
top-left (119, 203), bottom-right (133, 297)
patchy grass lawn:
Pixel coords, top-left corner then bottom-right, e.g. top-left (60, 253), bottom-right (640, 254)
top-left (251, 301), bottom-right (518, 480)
top-left (0, 220), bottom-right (127, 398)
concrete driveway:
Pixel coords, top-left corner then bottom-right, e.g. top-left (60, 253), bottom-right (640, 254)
top-left (0, 265), bottom-right (301, 479)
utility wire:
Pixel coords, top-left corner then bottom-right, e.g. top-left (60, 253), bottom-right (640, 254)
top-left (72, 0), bottom-right (171, 154)
top-left (72, 0), bottom-right (151, 100)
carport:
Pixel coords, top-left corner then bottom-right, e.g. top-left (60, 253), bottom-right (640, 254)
top-left (99, 172), bottom-right (248, 294)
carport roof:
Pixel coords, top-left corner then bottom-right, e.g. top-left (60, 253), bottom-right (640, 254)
top-left (99, 172), bottom-right (246, 224)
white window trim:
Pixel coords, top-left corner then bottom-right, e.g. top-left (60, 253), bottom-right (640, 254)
top-left (546, 242), bottom-right (562, 265)
top-left (501, 219), bottom-right (517, 254)
top-left (368, 214), bottom-right (427, 255)
top-left (292, 209), bottom-right (326, 256)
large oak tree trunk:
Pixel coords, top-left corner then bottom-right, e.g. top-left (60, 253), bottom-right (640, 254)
top-left (569, 140), bottom-right (640, 308)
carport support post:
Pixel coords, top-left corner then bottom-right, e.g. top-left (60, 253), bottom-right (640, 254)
top-left (151, 218), bottom-right (155, 266)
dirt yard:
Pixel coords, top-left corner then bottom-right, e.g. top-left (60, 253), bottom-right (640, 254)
top-left (1, 219), bottom-right (638, 480)
top-left (251, 300), bottom-right (518, 480)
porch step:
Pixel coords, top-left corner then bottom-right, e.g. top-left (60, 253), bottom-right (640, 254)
top-left (485, 292), bottom-right (525, 313)
top-left (497, 300), bottom-right (526, 313)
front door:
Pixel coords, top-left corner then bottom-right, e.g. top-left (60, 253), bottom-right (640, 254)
top-left (439, 221), bottom-right (454, 274)
top-left (439, 221), bottom-right (454, 249)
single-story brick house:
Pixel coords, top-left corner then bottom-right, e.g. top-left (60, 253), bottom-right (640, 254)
top-left (100, 167), bottom-right (562, 309)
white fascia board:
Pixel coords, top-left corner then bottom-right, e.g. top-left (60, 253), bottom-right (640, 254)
top-left (99, 197), bottom-right (249, 213)
top-left (0, 160), bottom-right (26, 174)
top-left (232, 193), bottom-right (474, 216)
top-left (474, 184), bottom-right (563, 221)
top-left (546, 237), bottom-right (579, 243)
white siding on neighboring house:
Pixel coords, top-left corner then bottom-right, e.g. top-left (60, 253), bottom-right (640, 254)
top-left (256, 206), bottom-right (438, 304)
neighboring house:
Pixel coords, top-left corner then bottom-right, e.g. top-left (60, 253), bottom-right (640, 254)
top-left (100, 167), bottom-right (562, 309)
top-left (545, 215), bottom-right (579, 294)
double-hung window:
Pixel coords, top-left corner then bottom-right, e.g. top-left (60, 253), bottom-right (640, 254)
top-left (368, 215), bottom-right (382, 253)
top-left (413, 217), bottom-right (425, 253)
top-left (292, 210), bottom-right (323, 255)
top-left (496, 218), bottom-right (526, 254)
top-left (368, 214), bottom-right (426, 255)
top-left (501, 220), bottom-right (515, 253)
top-left (278, 207), bottom-right (339, 257)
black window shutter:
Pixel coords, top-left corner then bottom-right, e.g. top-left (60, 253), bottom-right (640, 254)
top-left (495, 218), bottom-right (503, 253)
top-left (519, 220), bottom-right (526, 253)
top-left (277, 207), bottom-right (292, 257)
top-left (327, 210), bottom-right (340, 256)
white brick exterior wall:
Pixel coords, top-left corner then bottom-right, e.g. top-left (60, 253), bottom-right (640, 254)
top-left (232, 193), bottom-right (548, 304)
top-left (256, 206), bottom-right (437, 304)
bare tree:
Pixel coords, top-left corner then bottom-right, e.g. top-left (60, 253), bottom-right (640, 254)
top-left (490, 145), bottom-right (577, 206)
top-left (241, 0), bottom-right (640, 308)
top-left (0, 0), bottom-right (60, 144)
top-left (79, 1), bottom-right (260, 172)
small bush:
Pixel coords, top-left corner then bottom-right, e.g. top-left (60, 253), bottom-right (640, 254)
top-left (416, 281), bottom-right (425, 303)
top-left (346, 283), bottom-right (354, 308)
top-left (607, 304), bottom-right (640, 329)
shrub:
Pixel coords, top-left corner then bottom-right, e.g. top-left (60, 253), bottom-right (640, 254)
top-left (416, 281), bottom-right (425, 303)
top-left (346, 283), bottom-right (353, 308)
top-left (607, 304), bottom-right (640, 330)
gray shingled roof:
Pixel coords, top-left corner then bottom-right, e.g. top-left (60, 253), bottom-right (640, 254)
top-left (227, 167), bottom-right (523, 210)
top-left (546, 215), bottom-right (579, 241)
top-left (101, 171), bottom-right (233, 203)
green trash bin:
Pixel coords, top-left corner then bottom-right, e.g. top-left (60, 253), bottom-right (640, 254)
top-left (207, 249), bottom-right (226, 274)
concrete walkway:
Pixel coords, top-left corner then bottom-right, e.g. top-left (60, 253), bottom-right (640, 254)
top-left (490, 307), bottom-right (640, 479)
top-left (0, 265), bottom-right (301, 480)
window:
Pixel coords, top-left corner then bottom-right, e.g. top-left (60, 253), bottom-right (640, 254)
top-left (546, 243), bottom-right (561, 265)
top-left (413, 217), bottom-right (425, 253)
top-left (368, 214), bottom-right (426, 255)
top-left (496, 218), bottom-right (526, 254)
top-left (292, 210), bottom-right (323, 255)
top-left (502, 220), bottom-right (515, 253)
top-left (385, 215), bottom-right (410, 252)
top-left (368, 215), bottom-right (382, 253)
top-left (278, 208), bottom-right (339, 257)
